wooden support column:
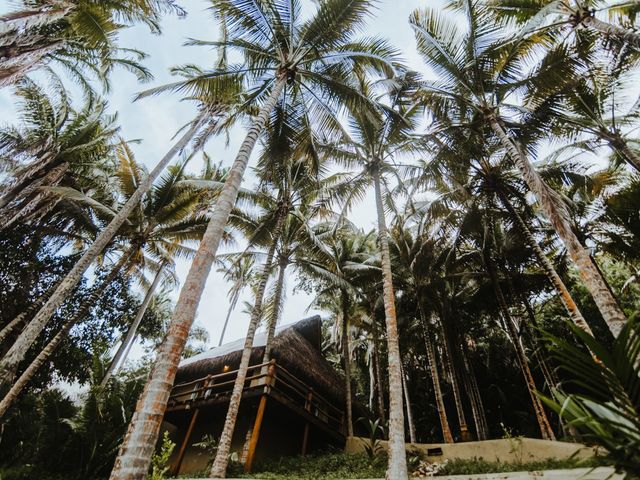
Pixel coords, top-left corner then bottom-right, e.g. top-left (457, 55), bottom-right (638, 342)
top-left (301, 389), bottom-right (313, 456)
top-left (244, 360), bottom-right (276, 473)
top-left (172, 375), bottom-right (212, 475)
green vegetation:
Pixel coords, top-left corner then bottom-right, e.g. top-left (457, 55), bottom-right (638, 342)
top-left (1, 0), bottom-right (640, 478)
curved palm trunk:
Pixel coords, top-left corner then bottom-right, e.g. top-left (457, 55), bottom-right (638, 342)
top-left (0, 154), bottom-right (60, 211)
top-left (219, 289), bottom-right (241, 347)
top-left (498, 193), bottom-right (593, 335)
top-left (484, 251), bottom-right (555, 441)
top-left (460, 343), bottom-right (488, 440)
top-left (0, 113), bottom-right (207, 392)
top-left (581, 15), bottom-right (640, 48)
top-left (100, 266), bottom-right (165, 388)
top-left (372, 168), bottom-right (407, 480)
top-left (0, 289), bottom-right (51, 347)
top-left (0, 40), bottom-right (64, 88)
top-left (419, 309), bottom-right (454, 444)
top-left (340, 291), bottom-right (354, 438)
top-left (0, 6), bottom-right (72, 37)
top-left (400, 363), bottom-right (416, 443)
top-left (608, 137), bottom-right (640, 173)
top-left (0, 252), bottom-right (129, 417)
top-left (109, 77), bottom-right (286, 480)
top-left (261, 256), bottom-right (288, 364)
top-left (0, 162), bottom-right (68, 232)
top-left (440, 322), bottom-right (471, 441)
top-left (210, 217), bottom-right (286, 478)
top-left (370, 304), bottom-right (387, 426)
top-left (489, 116), bottom-right (626, 337)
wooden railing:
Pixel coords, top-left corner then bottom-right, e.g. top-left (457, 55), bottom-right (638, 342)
top-left (168, 360), bottom-right (345, 435)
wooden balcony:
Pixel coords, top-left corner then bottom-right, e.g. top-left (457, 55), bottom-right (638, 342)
top-left (167, 359), bottom-right (346, 446)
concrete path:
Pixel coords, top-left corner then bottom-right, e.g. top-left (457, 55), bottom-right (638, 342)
top-left (188, 466), bottom-right (621, 479)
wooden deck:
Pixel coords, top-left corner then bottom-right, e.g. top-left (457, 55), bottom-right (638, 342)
top-left (167, 359), bottom-right (346, 474)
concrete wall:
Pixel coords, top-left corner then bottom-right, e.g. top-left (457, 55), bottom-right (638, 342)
top-left (344, 437), bottom-right (599, 463)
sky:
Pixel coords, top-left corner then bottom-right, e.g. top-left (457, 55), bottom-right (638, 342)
top-left (0, 0), bottom-right (433, 361)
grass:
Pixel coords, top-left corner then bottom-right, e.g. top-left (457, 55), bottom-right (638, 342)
top-left (180, 452), bottom-right (605, 479)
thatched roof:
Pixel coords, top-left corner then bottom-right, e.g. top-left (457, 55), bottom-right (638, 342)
top-left (176, 316), bottom-right (346, 405)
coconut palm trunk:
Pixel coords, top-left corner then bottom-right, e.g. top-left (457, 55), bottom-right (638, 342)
top-left (498, 192), bottom-right (592, 335)
top-left (489, 116), bottom-right (626, 337)
top-left (580, 15), bottom-right (640, 48)
top-left (372, 167), bottom-right (408, 479)
top-left (440, 323), bottom-right (471, 441)
top-left (0, 6), bottom-right (73, 38)
top-left (372, 325), bottom-right (387, 426)
top-left (0, 289), bottom-right (51, 346)
top-left (460, 343), bottom-right (489, 440)
top-left (100, 265), bottom-right (165, 388)
top-left (262, 256), bottom-right (288, 364)
top-left (0, 40), bottom-right (65, 88)
top-left (400, 363), bottom-right (416, 443)
top-left (609, 137), bottom-right (640, 173)
top-left (0, 113), bottom-right (207, 392)
top-left (0, 251), bottom-right (130, 417)
top-left (109, 77), bottom-right (286, 480)
top-left (219, 288), bottom-right (241, 346)
top-left (209, 213), bottom-right (286, 478)
top-left (340, 291), bottom-right (354, 438)
top-left (484, 251), bottom-right (556, 440)
top-left (0, 162), bottom-right (67, 231)
top-left (419, 308), bottom-right (454, 443)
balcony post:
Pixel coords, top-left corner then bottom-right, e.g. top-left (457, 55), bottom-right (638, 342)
top-left (301, 388), bottom-right (313, 456)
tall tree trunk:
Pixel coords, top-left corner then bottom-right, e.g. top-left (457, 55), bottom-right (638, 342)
top-left (370, 302), bottom-right (387, 426)
top-left (372, 167), bottom-right (407, 480)
top-left (439, 319), bottom-right (470, 441)
top-left (0, 289), bottom-right (51, 346)
top-left (489, 116), bottom-right (626, 337)
top-left (0, 39), bottom-right (65, 88)
top-left (262, 256), bottom-right (288, 364)
top-left (0, 251), bottom-right (130, 417)
top-left (460, 343), bottom-right (489, 440)
top-left (580, 14), bottom-right (640, 48)
top-left (498, 193), bottom-right (592, 335)
top-left (0, 163), bottom-right (68, 232)
top-left (0, 6), bottom-right (73, 37)
top-left (483, 250), bottom-right (556, 441)
top-left (219, 290), bottom-right (240, 347)
top-left (209, 216), bottom-right (286, 478)
top-left (401, 362), bottom-right (416, 443)
top-left (340, 291), bottom-right (354, 438)
top-left (100, 265), bottom-right (165, 388)
top-left (109, 77), bottom-right (286, 480)
top-left (608, 137), bottom-right (640, 173)
top-left (0, 112), bottom-right (208, 392)
top-left (419, 308), bottom-right (454, 444)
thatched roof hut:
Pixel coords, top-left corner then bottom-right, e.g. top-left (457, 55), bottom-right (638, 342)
top-left (164, 316), bottom-right (351, 476)
top-left (175, 315), bottom-right (345, 405)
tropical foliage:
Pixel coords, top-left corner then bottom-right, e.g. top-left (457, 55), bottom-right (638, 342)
top-left (0, 0), bottom-right (639, 479)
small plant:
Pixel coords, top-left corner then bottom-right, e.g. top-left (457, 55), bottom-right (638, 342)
top-left (148, 431), bottom-right (175, 480)
top-left (357, 417), bottom-right (385, 462)
top-left (500, 422), bottom-right (525, 463)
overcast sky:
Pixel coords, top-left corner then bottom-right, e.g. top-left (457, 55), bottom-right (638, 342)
top-left (0, 0), bottom-right (436, 360)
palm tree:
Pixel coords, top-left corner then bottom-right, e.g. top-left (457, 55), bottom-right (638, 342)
top-left (552, 69), bottom-right (640, 173)
top-left (110, 0), bottom-right (398, 476)
top-left (0, 81), bottom-right (235, 392)
top-left (489, 0), bottom-right (640, 50)
top-left (303, 227), bottom-right (379, 439)
top-left (411, 0), bottom-right (627, 336)
top-left (216, 255), bottom-right (255, 346)
top-left (322, 75), bottom-right (422, 477)
top-left (0, 0), bottom-right (185, 88)
top-left (0, 79), bottom-right (119, 231)
top-left (0, 147), bottom-right (216, 413)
